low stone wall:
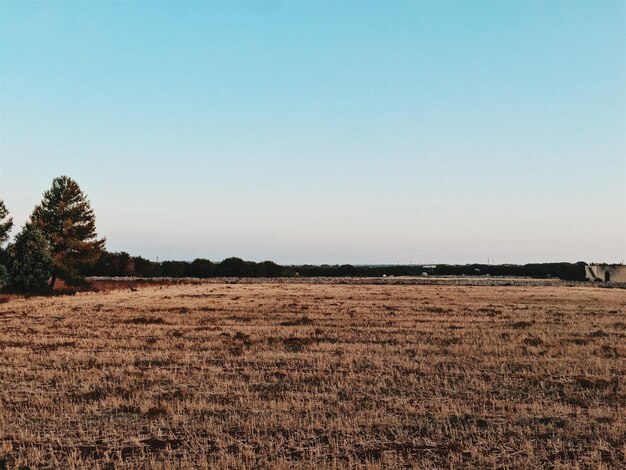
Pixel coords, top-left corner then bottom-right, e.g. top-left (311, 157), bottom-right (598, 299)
top-left (86, 276), bottom-right (586, 288)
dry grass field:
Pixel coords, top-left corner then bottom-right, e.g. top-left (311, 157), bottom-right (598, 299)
top-left (0, 280), bottom-right (624, 469)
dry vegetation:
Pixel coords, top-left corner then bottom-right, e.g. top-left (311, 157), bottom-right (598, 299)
top-left (0, 281), bottom-right (624, 469)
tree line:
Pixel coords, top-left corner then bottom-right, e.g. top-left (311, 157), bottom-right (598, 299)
top-left (87, 253), bottom-right (587, 281)
top-left (0, 176), bottom-right (587, 293)
top-left (87, 254), bottom-right (285, 278)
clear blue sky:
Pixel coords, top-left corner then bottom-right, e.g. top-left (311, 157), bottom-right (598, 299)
top-left (1, 1), bottom-right (624, 264)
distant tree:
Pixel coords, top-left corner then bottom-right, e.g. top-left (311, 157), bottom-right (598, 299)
top-left (31, 176), bottom-right (105, 287)
top-left (219, 256), bottom-right (247, 277)
top-left (133, 256), bottom-right (158, 277)
top-left (161, 260), bottom-right (188, 278)
top-left (255, 260), bottom-right (281, 277)
top-left (7, 224), bottom-right (54, 293)
top-left (189, 258), bottom-right (215, 278)
top-left (338, 264), bottom-right (356, 276)
top-left (0, 199), bottom-right (13, 246)
top-left (89, 251), bottom-right (134, 277)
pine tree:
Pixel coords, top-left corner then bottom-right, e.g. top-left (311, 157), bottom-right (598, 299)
top-left (0, 200), bottom-right (13, 288)
top-left (0, 199), bottom-right (13, 246)
top-left (31, 176), bottom-right (105, 287)
top-left (7, 224), bottom-right (54, 293)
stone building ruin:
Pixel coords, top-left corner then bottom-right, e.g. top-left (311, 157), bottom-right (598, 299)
top-left (585, 264), bottom-right (626, 283)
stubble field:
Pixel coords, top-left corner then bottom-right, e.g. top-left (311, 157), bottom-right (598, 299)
top-left (0, 280), bottom-right (624, 469)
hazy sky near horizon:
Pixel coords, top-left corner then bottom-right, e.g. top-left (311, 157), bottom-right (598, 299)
top-left (1, 1), bottom-right (625, 265)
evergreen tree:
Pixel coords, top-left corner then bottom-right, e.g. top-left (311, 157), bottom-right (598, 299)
top-left (0, 200), bottom-right (13, 288)
top-left (0, 264), bottom-right (8, 288)
top-left (0, 199), bottom-right (13, 246)
top-left (31, 176), bottom-right (105, 287)
top-left (7, 224), bottom-right (54, 293)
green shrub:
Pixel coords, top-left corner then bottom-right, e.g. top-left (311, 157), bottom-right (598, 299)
top-left (7, 224), bottom-right (54, 293)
